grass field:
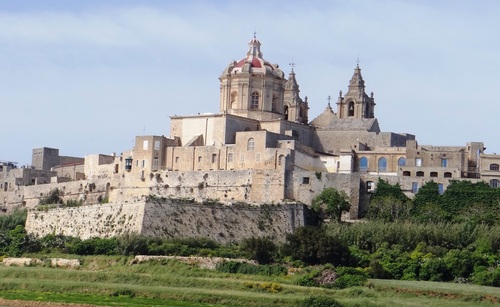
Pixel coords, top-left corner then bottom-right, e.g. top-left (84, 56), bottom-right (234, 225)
top-left (0, 256), bottom-right (498, 306)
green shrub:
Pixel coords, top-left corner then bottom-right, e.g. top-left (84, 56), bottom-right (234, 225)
top-left (302, 296), bottom-right (344, 307)
top-left (216, 261), bottom-right (287, 276)
top-left (0, 208), bottom-right (27, 231)
top-left (331, 274), bottom-right (366, 289)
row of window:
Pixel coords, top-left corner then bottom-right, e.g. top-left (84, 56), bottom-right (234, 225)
top-left (359, 157), bottom-right (449, 172)
top-left (359, 157), bottom-right (406, 172)
top-left (403, 171), bottom-right (453, 178)
top-left (173, 153), bottom-right (286, 165)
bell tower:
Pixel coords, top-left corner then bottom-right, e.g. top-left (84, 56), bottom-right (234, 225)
top-left (283, 65), bottom-right (308, 124)
top-left (337, 64), bottom-right (375, 119)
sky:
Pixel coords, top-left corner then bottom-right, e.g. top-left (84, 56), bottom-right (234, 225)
top-left (1, 0), bottom-right (500, 165)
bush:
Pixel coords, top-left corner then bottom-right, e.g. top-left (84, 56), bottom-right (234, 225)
top-left (302, 296), bottom-right (344, 307)
top-left (240, 237), bottom-right (277, 264)
top-left (216, 261), bottom-right (287, 276)
top-left (0, 208), bottom-right (27, 231)
top-left (472, 267), bottom-right (500, 287)
top-left (331, 274), bottom-right (366, 289)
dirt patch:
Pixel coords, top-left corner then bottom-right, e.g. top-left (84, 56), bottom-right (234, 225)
top-left (0, 298), bottom-right (99, 307)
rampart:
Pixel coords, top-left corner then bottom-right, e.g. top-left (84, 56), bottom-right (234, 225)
top-left (26, 200), bottom-right (312, 243)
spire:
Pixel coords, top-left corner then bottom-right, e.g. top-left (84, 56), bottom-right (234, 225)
top-left (349, 64), bottom-right (365, 90)
top-left (285, 68), bottom-right (299, 91)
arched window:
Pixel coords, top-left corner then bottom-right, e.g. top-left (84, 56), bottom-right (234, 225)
top-left (490, 164), bottom-right (499, 171)
top-left (444, 172), bottom-right (452, 178)
top-left (378, 157), bottom-right (387, 172)
top-left (403, 171), bottom-right (411, 176)
top-left (348, 101), bottom-right (355, 117)
top-left (284, 105), bottom-right (289, 120)
top-left (272, 95), bottom-right (278, 112)
top-left (416, 171), bottom-right (424, 177)
top-left (398, 157), bottom-right (406, 166)
top-left (247, 138), bottom-right (255, 151)
top-left (490, 179), bottom-right (499, 188)
top-left (251, 92), bottom-right (259, 109)
top-left (359, 157), bottom-right (368, 172)
top-left (278, 154), bottom-right (285, 166)
top-left (230, 91), bottom-right (238, 108)
top-left (430, 171), bottom-right (438, 177)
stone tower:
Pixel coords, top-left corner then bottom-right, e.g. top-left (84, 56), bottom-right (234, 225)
top-left (218, 35), bottom-right (307, 123)
top-left (283, 67), bottom-right (308, 124)
top-left (336, 64), bottom-right (375, 119)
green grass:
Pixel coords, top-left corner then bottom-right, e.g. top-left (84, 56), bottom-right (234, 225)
top-left (0, 257), bottom-right (498, 307)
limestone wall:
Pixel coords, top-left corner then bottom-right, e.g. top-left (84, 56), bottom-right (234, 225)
top-left (26, 202), bottom-right (145, 239)
top-left (26, 200), bottom-right (310, 243)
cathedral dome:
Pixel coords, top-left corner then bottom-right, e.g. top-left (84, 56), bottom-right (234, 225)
top-left (223, 36), bottom-right (284, 79)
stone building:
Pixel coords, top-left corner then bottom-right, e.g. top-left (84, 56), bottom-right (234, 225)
top-left (4, 35), bottom-right (500, 219)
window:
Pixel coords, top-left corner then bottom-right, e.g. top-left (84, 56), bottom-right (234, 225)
top-left (154, 140), bottom-right (160, 150)
top-left (211, 154), bottom-right (217, 164)
top-left (240, 153), bottom-right (245, 163)
top-left (247, 138), bottom-right (255, 151)
top-left (430, 171), bottom-right (438, 177)
top-left (142, 160), bottom-right (145, 168)
top-left (490, 164), bottom-right (499, 171)
top-left (272, 95), bottom-right (278, 112)
top-left (284, 106), bottom-right (289, 120)
top-left (398, 157), bottom-right (406, 166)
top-left (251, 92), bottom-right (259, 109)
top-left (444, 172), bottom-right (452, 178)
top-left (302, 177), bottom-right (310, 184)
top-left (491, 179), bottom-right (499, 188)
top-left (403, 171), bottom-right (411, 176)
top-left (228, 153), bottom-right (234, 163)
top-left (359, 157), bottom-right (368, 172)
top-left (255, 153), bottom-right (261, 162)
top-left (412, 182), bottom-right (419, 193)
top-left (175, 157), bottom-right (179, 163)
top-left (278, 155), bottom-right (285, 166)
top-left (441, 158), bottom-right (448, 167)
top-left (348, 101), bottom-right (354, 117)
top-left (438, 183), bottom-right (444, 194)
top-left (366, 181), bottom-right (375, 192)
top-left (415, 158), bottom-right (422, 167)
top-left (378, 157), bottom-right (387, 172)
top-left (153, 157), bottom-right (159, 170)
top-left (416, 171), bottom-right (424, 177)
top-left (143, 140), bottom-right (148, 150)
top-left (198, 156), bottom-right (202, 163)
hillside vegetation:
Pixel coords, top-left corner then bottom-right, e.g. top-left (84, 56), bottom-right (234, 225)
top-left (0, 179), bottom-right (499, 305)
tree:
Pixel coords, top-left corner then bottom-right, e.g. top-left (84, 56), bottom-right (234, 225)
top-left (240, 237), bottom-right (277, 264)
top-left (367, 196), bottom-right (412, 222)
top-left (371, 179), bottom-right (409, 203)
top-left (284, 226), bottom-right (351, 266)
top-left (312, 188), bottom-right (350, 223)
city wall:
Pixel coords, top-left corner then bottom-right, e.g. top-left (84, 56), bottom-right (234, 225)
top-left (26, 200), bottom-right (311, 243)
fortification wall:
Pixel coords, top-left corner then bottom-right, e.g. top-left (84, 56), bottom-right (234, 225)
top-left (26, 202), bottom-right (145, 239)
top-left (1, 178), bottom-right (112, 209)
top-left (26, 200), bottom-right (310, 243)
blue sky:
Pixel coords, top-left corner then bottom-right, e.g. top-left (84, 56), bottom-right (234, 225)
top-left (2, 0), bottom-right (500, 165)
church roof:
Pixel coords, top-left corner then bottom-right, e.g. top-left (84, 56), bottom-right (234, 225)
top-left (312, 116), bottom-right (380, 132)
top-left (309, 103), bottom-right (336, 128)
top-left (223, 35), bottom-right (284, 79)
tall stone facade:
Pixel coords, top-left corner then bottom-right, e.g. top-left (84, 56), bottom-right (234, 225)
top-left (3, 35), bottom-right (500, 242)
